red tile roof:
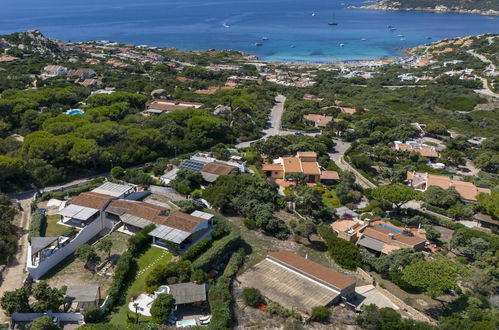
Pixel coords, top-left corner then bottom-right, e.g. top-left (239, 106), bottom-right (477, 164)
top-left (268, 250), bottom-right (355, 290)
top-left (70, 192), bottom-right (114, 209)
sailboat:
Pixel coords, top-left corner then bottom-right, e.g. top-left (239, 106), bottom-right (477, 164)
top-left (328, 11), bottom-right (338, 25)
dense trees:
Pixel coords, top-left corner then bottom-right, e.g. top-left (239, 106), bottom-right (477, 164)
top-left (0, 282), bottom-right (66, 315)
top-left (203, 173), bottom-right (289, 239)
top-left (171, 169), bottom-right (203, 196)
top-left (356, 304), bottom-right (435, 330)
top-left (241, 288), bottom-right (265, 307)
top-left (368, 184), bottom-right (422, 212)
top-left (0, 194), bottom-right (17, 264)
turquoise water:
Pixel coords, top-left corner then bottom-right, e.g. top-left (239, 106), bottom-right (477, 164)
top-left (67, 110), bottom-right (84, 115)
top-left (1, 0), bottom-right (497, 62)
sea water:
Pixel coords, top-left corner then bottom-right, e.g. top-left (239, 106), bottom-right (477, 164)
top-left (1, 0), bottom-right (497, 62)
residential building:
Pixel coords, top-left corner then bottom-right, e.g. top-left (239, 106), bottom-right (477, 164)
top-left (238, 250), bottom-right (356, 314)
top-left (303, 114), bottom-right (333, 128)
top-left (155, 283), bottom-right (207, 305)
top-left (407, 171), bottom-right (491, 202)
top-left (105, 199), bottom-right (213, 251)
top-left (67, 68), bottom-right (96, 79)
top-left (331, 220), bottom-right (365, 243)
top-left (144, 99), bottom-right (203, 115)
top-left (78, 79), bottom-right (102, 87)
top-left (261, 152), bottom-right (338, 188)
top-left (390, 140), bottom-right (439, 161)
top-left (64, 285), bottom-right (101, 311)
top-left (356, 220), bottom-right (427, 255)
top-left (43, 65), bottom-right (68, 77)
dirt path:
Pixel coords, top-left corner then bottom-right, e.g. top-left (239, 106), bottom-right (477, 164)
top-left (0, 198), bottom-right (32, 323)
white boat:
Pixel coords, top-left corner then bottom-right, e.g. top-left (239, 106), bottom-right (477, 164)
top-left (311, 12), bottom-right (316, 16)
top-left (361, 38), bottom-right (367, 41)
top-left (223, 23), bottom-right (230, 28)
top-left (262, 37), bottom-right (269, 41)
top-left (339, 43), bottom-right (345, 47)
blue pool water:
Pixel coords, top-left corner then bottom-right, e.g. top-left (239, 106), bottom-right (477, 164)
top-left (0, 0), bottom-right (497, 62)
top-left (67, 109), bottom-right (84, 115)
top-left (379, 223), bottom-right (402, 233)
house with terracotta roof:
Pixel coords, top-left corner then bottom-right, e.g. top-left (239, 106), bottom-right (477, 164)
top-left (43, 65), bottom-right (68, 77)
top-left (331, 220), bottom-right (366, 243)
top-left (261, 152), bottom-right (338, 188)
top-left (407, 171), bottom-right (491, 202)
top-left (104, 200), bottom-right (213, 251)
top-left (67, 68), bottom-right (96, 79)
top-left (390, 141), bottom-right (439, 161)
top-left (143, 99), bottom-right (203, 115)
top-left (238, 250), bottom-right (356, 313)
top-left (356, 220), bottom-right (427, 255)
top-left (303, 114), bottom-right (333, 128)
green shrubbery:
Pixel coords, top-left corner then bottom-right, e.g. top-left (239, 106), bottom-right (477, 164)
top-left (128, 224), bottom-right (155, 255)
top-left (241, 287), bottom-right (265, 307)
top-left (310, 306), bottom-right (330, 323)
top-left (318, 224), bottom-right (361, 270)
top-left (29, 210), bottom-right (46, 241)
top-left (192, 233), bottom-right (241, 271)
top-left (181, 239), bottom-right (212, 261)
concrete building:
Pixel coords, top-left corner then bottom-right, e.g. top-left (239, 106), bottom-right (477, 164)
top-left (238, 250), bottom-right (356, 314)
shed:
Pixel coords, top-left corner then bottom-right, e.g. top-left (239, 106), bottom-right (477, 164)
top-left (64, 285), bottom-right (101, 310)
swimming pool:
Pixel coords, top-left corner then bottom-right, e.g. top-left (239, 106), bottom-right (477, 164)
top-left (66, 109), bottom-right (84, 115)
top-left (379, 223), bottom-right (402, 233)
top-left (176, 319), bottom-right (197, 328)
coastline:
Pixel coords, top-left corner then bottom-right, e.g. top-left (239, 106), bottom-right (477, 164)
top-left (351, 4), bottom-right (499, 16)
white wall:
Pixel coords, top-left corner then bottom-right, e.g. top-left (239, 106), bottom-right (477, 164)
top-left (27, 214), bottom-right (110, 280)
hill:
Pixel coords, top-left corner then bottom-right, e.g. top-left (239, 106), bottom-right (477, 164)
top-left (359, 0), bottom-right (499, 16)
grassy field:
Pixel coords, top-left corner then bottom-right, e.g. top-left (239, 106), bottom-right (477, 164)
top-left (110, 246), bottom-right (172, 325)
top-left (45, 215), bottom-right (68, 237)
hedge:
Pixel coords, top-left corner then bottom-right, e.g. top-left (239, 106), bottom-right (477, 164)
top-left (192, 233), bottom-right (241, 271)
top-left (28, 210), bottom-right (46, 242)
top-left (181, 239), bottom-right (212, 261)
top-left (128, 224), bottom-right (155, 256)
top-left (207, 276), bottom-right (232, 330)
top-left (106, 251), bottom-right (135, 309)
top-left (222, 248), bottom-right (245, 278)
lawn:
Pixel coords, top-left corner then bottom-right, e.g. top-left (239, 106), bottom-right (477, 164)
top-left (110, 246), bottom-right (172, 325)
top-left (45, 215), bottom-right (69, 237)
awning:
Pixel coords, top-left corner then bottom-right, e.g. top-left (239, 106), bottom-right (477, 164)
top-left (58, 204), bottom-right (98, 221)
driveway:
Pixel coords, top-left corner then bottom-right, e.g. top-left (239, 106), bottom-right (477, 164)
top-left (0, 198), bottom-right (31, 323)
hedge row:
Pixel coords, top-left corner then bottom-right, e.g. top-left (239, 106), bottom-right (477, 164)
top-left (128, 224), bottom-right (155, 256)
top-left (181, 239), bottom-right (212, 261)
top-left (28, 210), bottom-right (46, 242)
top-left (207, 276), bottom-right (232, 330)
top-left (222, 248), bottom-right (245, 278)
top-left (192, 233), bottom-right (241, 271)
top-left (106, 251), bottom-right (135, 309)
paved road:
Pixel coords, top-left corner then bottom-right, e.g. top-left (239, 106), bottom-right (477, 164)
top-left (328, 139), bottom-right (376, 189)
top-left (236, 95), bottom-right (289, 148)
top-left (0, 198), bottom-right (31, 323)
top-left (467, 49), bottom-right (499, 99)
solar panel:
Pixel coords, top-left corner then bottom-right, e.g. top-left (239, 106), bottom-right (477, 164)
top-left (179, 160), bottom-right (205, 172)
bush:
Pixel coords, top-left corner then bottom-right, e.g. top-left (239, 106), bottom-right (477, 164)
top-left (211, 216), bottom-right (231, 240)
top-left (267, 301), bottom-right (301, 320)
top-left (150, 294), bottom-right (174, 324)
top-left (243, 217), bottom-right (257, 230)
top-left (83, 306), bottom-right (103, 323)
top-left (181, 239), bottom-right (212, 261)
top-left (60, 226), bottom-right (77, 237)
top-left (175, 200), bottom-right (205, 214)
top-left (328, 238), bottom-right (361, 271)
top-left (128, 224), bottom-right (155, 256)
top-left (241, 287), bottom-right (265, 307)
top-left (222, 248), bottom-right (245, 278)
top-left (207, 276), bottom-right (232, 330)
top-left (29, 210), bottom-right (46, 241)
top-left (106, 251), bottom-right (135, 308)
top-left (144, 260), bottom-right (192, 293)
top-left (310, 306), bottom-right (330, 323)
top-left (192, 233), bottom-right (241, 271)
top-left (190, 269), bottom-right (206, 284)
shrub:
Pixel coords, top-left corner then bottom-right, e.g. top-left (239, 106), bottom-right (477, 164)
top-left (192, 233), bottom-right (240, 271)
top-left (60, 226), bottom-right (77, 237)
top-left (150, 294), bottom-right (174, 324)
top-left (243, 217), bottom-right (256, 230)
top-left (190, 269), bottom-right (206, 284)
top-left (241, 287), bottom-right (264, 307)
top-left (211, 216), bottom-right (231, 240)
top-left (106, 251), bottom-right (135, 308)
top-left (222, 248), bottom-right (245, 278)
top-left (128, 224), bottom-right (155, 256)
top-left (181, 239), bottom-right (212, 261)
top-left (310, 306), bottom-right (330, 323)
top-left (328, 238), bottom-right (361, 270)
top-left (175, 200), bottom-right (205, 214)
top-left (267, 301), bottom-right (301, 320)
top-left (83, 306), bottom-right (103, 323)
top-left (207, 276), bottom-right (232, 330)
top-left (144, 261), bottom-right (192, 293)
top-left (28, 210), bottom-right (46, 241)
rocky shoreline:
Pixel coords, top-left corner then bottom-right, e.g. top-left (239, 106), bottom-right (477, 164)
top-left (351, 3), bottom-right (499, 16)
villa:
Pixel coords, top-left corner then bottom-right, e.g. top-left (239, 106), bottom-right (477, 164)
top-left (43, 65), bottom-right (68, 77)
top-left (144, 99), bottom-right (204, 115)
top-left (67, 68), bottom-right (96, 79)
top-left (407, 171), bottom-right (491, 202)
top-left (261, 152), bottom-right (339, 188)
top-left (303, 114), bottom-right (334, 128)
top-left (390, 141), bottom-right (439, 161)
